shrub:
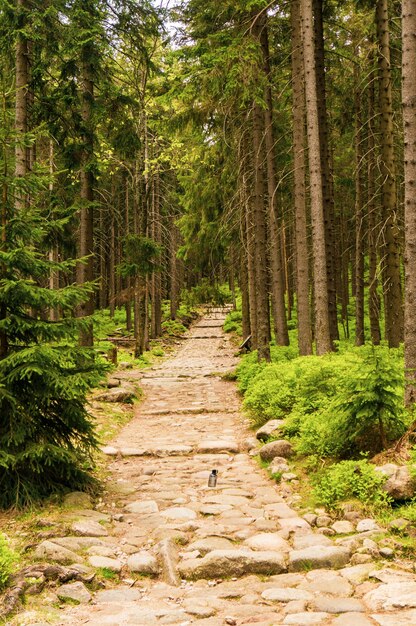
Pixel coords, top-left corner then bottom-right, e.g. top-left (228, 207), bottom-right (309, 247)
top-left (162, 320), bottom-right (187, 337)
top-left (313, 460), bottom-right (390, 512)
top-left (0, 534), bottom-right (15, 588)
top-left (240, 343), bottom-right (406, 460)
top-left (223, 310), bottom-right (242, 336)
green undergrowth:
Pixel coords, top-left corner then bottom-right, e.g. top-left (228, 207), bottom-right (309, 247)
top-left (230, 312), bottom-right (414, 519)
top-left (0, 533), bottom-right (15, 589)
top-left (312, 460), bottom-right (392, 513)
top-left (241, 344), bottom-right (407, 460)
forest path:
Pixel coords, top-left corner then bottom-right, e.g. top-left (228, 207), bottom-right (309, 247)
top-left (42, 312), bottom-right (416, 626)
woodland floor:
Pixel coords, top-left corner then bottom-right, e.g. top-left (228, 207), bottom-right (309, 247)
top-left (9, 311), bottom-right (416, 626)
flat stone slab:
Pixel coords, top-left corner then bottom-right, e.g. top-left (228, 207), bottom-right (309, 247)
top-left (125, 500), bottom-right (159, 514)
top-left (178, 549), bottom-right (286, 579)
top-left (160, 506), bottom-right (197, 520)
top-left (364, 582), bottom-right (416, 610)
top-left (264, 502), bottom-right (298, 519)
top-left (53, 537), bottom-right (105, 551)
top-left (289, 546), bottom-right (351, 572)
top-left (331, 616), bottom-right (375, 626)
top-left (152, 445), bottom-right (193, 455)
top-left (262, 587), bottom-right (313, 602)
top-left (299, 570), bottom-right (353, 596)
top-left (245, 533), bottom-right (290, 552)
top-left (88, 556), bottom-right (122, 572)
top-left (94, 587), bottom-right (142, 603)
top-left (371, 611), bottom-right (416, 625)
top-left (200, 504), bottom-right (233, 515)
top-left (185, 537), bottom-right (235, 555)
top-left (71, 520), bottom-right (109, 537)
top-left (196, 440), bottom-right (239, 453)
top-left (311, 597), bottom-right (365, 613)
top-left (283, 613), bottom-right (330, 625)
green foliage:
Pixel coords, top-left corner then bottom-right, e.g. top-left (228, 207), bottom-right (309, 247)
top-left (223, 309), bottom-right (242, 336)
top-left (181, 280), bottom-right (233, 307)
top-left (236, 344), bottom-right (298, 394)
top-left (0, 533), bottom-right (15, 588)
top-left (162, 319), bottom-right (187, 337)
top-left (313, 460), bottom-right (390, 512)
top-left (239, 345), bottom-right (407, 460)
top-left (0, 168), bottom-right (104, 509)
top-left (118, 235), bottom-right (162, 278)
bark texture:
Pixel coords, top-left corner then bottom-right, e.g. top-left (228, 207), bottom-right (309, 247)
top-left (300, 0), bottom-right (332, 355)
top-left (291, 0), bottom-right (312, 356)
top-left (376, 0), bottom-right (404, 347)
top-left (403, 0), bottom-right (416, 404)
top-left (76, 27), bottom-right (95, 346)
top-left (251, 98), bottom-right (271, 362)
top-left (260, 17), bottom-right (289, 347)
top-left (313, 0), bottom-right (338, 342)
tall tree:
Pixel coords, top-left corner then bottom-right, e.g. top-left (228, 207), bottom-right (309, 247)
top-left (402, 0), bottom-right (416, 405)
top-left (260, 15), bottom-right (289, 347)
top-left (376, 0), bottom-right (403, 348)
top-left (301, 0), bottom-right (332, 355)
top-left (291, 0), bottom-right (312, 356)
top-left (73, 0), bottom-right (101, 346)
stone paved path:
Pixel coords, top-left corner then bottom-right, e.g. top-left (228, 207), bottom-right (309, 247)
top-left (41, 312), bottom-right (416, 626)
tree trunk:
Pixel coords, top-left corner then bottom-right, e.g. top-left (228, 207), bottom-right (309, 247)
top-left (170, 217), bottom-right (179, 320)
top-left (291, 0), bottom-right (312, 355)
top-left (403, 0), bottom-right (416, 405)
top-left (151, 171), bottom-right (162, 338)
top-left (76, 33), bottom-right (95, 346)
top-left (242, 132), bottom-right (258, 349)
top-left (354, 58), bottom-right (365, 346)
top-left (15, 0), bottom-right (28, 211)
top-left (367, 52), bottom-right (381, 345)
top-left (260, 17), bottom-right (289, 347)
top-left (251, 98), bottom-right (271, 362)
top-left (300, 0), bottom-right (332, 355)
top-left (376, 0), bottom-right (404, 347)
top-left (313, 0), bottom-right (338, 342)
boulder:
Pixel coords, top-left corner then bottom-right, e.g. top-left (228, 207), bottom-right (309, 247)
top-left (71, 520), bottom-right (109, 537)
top-left (256, 419), bottom-right (285, 442)
top-left (56, 581), bottom-right (92, 604)
top-left (269, 457), bottom-right (290, 474)
top-left (178, 549), bottom-right (286, 579)
top-left (127, 551), bottom-right (159, 575)
top-left (62, 492), bottom-right (93, 509)
top-left (34, 541), bottom-right (80, 565)
top-left (375, 464), bottom-right (416, 500)
top-left (95, 386), bottom-right (136, 403)
top-left (260, 440), bottom-right (294, 462)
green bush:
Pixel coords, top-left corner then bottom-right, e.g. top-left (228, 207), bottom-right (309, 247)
top-left (0, 533), bottom-right (15, 588)
top-left (239, 344), bottom-right (406, 460)
top-left (162, 320), bottom-right (187, 337)
top-left (236, 344), bottom-right (298, 394)
top-left (223, 310), bottom-right (242, 336)
top-left (296, 347), bottom-right (406, 459)
top-left (313, 460), bottom-right (390, 511)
